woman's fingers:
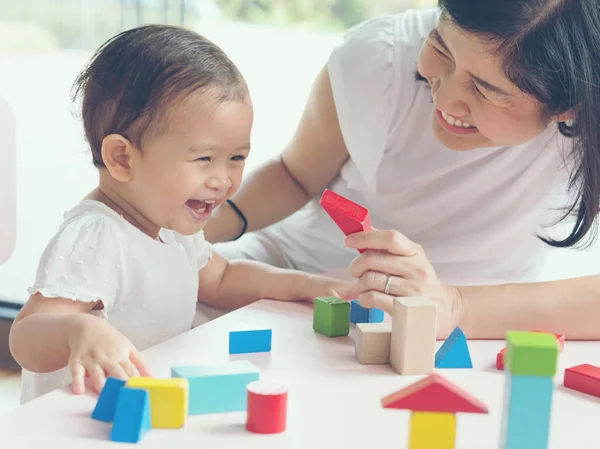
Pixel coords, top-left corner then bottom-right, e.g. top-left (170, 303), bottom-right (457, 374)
top-left (355, 271), bottom-right (425, 297)
top-left (357, 290), bottom-right (394, 314)
top-left (349, 250), bottom-right (421, 280)
top-left (345, 230), bottom-right (419, 256)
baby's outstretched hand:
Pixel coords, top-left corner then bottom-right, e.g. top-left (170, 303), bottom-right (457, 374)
top-left (304, 274), bottom-right (359, 302)
top-left (67, 316), bottom-right (152, 395)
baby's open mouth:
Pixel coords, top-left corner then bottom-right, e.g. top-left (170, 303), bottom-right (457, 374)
top-left (186, 199), bottom-right (215, 214)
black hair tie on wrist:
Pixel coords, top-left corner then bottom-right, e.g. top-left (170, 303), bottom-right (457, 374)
top-left (226, 199), bottom-right (248, 241)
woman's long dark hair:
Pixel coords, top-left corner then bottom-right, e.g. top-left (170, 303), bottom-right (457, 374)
top-left (438, 0), bottom-right (600, 249)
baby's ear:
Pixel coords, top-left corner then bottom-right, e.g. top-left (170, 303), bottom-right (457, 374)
top-left (101, 134), bottom-right (135, 182)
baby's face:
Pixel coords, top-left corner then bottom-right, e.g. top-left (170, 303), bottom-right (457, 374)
top-left (130, 89), bottom-right (253, 235)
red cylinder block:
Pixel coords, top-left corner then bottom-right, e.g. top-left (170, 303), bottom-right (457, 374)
top-left (246, 381), bottom-right (288, 434)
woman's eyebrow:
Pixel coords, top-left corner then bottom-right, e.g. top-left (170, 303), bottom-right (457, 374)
top-left (432, 27), bottom-right (512, 97)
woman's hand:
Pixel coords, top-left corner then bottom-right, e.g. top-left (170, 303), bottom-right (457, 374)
top-left (345, 229), bottom-right (462, 338)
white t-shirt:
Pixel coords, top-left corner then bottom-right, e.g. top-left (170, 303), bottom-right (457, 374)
top-left (21, 200), bottom-right (212, 403)
top-left (215, 8), bottom-right (573, 286)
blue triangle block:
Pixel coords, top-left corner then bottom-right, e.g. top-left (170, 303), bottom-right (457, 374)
top-left (435, 326), bottom-right (473, 368)
top-left (91, 377), bottom-right (126, 422)
top-left (111, 387), bottom-right (151, 443)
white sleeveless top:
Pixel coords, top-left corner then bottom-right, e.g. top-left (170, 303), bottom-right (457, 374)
top-left (225, 8), bottom-right (573, 286)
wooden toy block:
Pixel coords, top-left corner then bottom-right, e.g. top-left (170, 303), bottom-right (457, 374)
top-left (229, 328), bottom-right (272, 354)
top-left (350, 300), bottom-right (384, 323)
top-left (409, 412), bottom-right (456, 449)
top-left (91, 377), bottom-right (126, 422)
top-left (313, 296), bottom-right (350, 337)
top-left (497, 348), bottom-right (506, 370)
top-left (497, 330), bottom-right (564, 370)
top-left (126, 377), bottom-right (188, 428)
top-left (171, 360), bottom-right (259, 415)
top-left (500, 374), bottom-right (554, 449)
top-left (320, 189), bottom-right (372, 253)
top-left (435, 326), bottom-right (473, 369)
top-left (355, 322), bottom-right (392, 365)
top-left (505, 331), bottom-right (559, 377)
top-left (110, 387), bottom-right (151, 443)
top-left (382, 373), bottom-right (488, 414)
top-left (564, 364), bottom-right (600, 397)
top-left (246, 380), bottom-right (288, 434)
top-left (390, 297), bottom-right (437, 375)
top-left (531, 330), bottom-right (565, 351)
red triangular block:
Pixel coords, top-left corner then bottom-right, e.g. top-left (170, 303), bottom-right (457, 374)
top-left (382, 373), bottom-right (488, 414)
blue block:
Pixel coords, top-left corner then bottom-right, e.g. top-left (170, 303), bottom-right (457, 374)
top-left (229, 328), bottom-right (272, 354)
top-left (91, 377), bottom-right (126, 422)
top-left (350, 300), bottom-right (385, 324)
top-left (171, 360), bottom-right (259, 415)
top-left (500, 374), bottom-right (554, 449)
top-left (111, 387), bottom-right (151, 443)
top-left (435, 326), bottom-right (473, 368)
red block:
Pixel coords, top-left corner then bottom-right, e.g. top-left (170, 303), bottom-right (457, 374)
top-left (564, 364), bottom-right (600, 397)
top-left (496, 330), bottom-right (565, 370)
top-left (246, 381), bottom-right (288, 434)
top-left (496, 348), bottom-right (505, 371)
top-left (320, 189), bottom-right (372, 253)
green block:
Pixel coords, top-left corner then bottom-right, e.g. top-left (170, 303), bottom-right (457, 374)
top-left (505, 331), bottom-right (559, 377)
top-left (313, 296), bottom-right (350, 337)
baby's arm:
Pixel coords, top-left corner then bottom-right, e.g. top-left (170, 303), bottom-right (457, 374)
top-left (9, 294), bottom-right (150, 393)
top-left (197, 252), bottom-right (358, 309)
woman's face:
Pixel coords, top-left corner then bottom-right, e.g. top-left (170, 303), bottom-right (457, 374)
top-left (416, 16), bottom-right (552, 151)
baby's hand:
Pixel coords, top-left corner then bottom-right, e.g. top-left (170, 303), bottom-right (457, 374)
top-left (305, 274), bottom-right (359, 302)
top-left (67, 315), bottom-right (151, 395)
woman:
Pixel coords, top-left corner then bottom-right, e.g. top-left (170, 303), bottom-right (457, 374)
top-left (204, 0), bottom-right (600, 339)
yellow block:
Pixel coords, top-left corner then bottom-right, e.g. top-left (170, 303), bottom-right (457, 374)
top-left (409, 412), bottom-right (456, 449)
top-left (126, 377), bottom-right (189, 428)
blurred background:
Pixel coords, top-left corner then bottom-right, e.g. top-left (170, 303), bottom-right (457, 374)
top-left (0, 0), bottom-right (598, 414)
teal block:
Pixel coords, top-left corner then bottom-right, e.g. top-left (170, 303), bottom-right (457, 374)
top-left (500, 374), bottom-right (554, 449)
top-left (435, 326), bottom-right (473, 368)
top-left (111, 387), bottom-right (151, 443)
top-left (171, 360), bottom-right (259, 415)
top-left (91, 377), bottom-right (126, 422)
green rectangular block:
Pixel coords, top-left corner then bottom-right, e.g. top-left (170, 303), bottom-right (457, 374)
top-left (313, 296), bottom-right (350, 337)
top-left (505, 331), bottom-right (559, 377)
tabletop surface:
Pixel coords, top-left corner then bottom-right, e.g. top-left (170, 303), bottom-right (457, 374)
top-left (1, 299), bottom-right (598, 448)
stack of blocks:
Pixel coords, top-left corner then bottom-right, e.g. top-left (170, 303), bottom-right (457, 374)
top-left (500, 331), bottom-right (559, 449)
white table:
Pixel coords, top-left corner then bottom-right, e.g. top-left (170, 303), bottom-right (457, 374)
top-left (1, 300), bottom-right (598, 448)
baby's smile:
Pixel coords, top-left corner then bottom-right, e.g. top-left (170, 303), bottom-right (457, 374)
top-left (185, 198), bottom-right (216, 221)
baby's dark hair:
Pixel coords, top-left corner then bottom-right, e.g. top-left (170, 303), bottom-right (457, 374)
top-left (71, 24), bottom-right (247, 168)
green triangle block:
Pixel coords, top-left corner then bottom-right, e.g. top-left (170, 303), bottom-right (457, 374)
top-left (505, 331), bottom-right (559, 377)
